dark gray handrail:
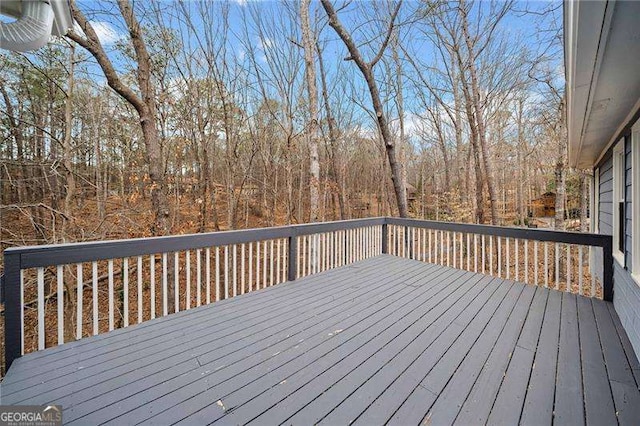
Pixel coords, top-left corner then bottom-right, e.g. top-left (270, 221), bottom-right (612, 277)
top-left (385, 217), bottom-right (612, 246)
top-left (7, 217), bottom-right (386, 269)
top-left (2, 216), bottom-right (613, 371)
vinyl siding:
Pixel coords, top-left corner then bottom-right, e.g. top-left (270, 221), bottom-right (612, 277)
top-left (613, 262), bottom-right (640, 354)
top-left (626, 135), bottom-right (633, 270)
top-left (598, 130), bottom-right (638, 356)
top-left (599, 151), bottom-right (613, 236)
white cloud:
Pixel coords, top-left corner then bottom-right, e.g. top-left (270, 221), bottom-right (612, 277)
top-left (403, 112), bottom-right (422, 137)
top-left (91, 21), bottom-right (122, 45)
top-left (257, 37), bottom-right (273, 51)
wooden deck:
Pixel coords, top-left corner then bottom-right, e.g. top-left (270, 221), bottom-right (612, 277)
top-left (1, 255), bottom-right (639, 425)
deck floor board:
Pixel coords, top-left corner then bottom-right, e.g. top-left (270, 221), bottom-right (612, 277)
top-left (7, 257), bottom-right (413, 405)
top-left (1, 254), bottom-right (638, 426)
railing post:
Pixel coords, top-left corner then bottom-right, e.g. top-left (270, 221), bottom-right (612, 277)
top-left (287, 232), bottom-right (297, 282)
top-left (602, 237), bottom-right (614, 301)
top-left (4, 251), bottom-right (22, 370)
top-left (382, 222), bottom-right (388, 254)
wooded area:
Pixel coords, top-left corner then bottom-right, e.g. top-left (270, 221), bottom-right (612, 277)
top-left (1, 0), bottom-right (588, 257)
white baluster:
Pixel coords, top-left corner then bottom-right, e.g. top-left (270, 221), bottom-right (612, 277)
top-left (298, 235), bottom-right (307, 277)
top-left (276, 239), bottom-right (281, 284)
top-left (524, 240), bottom-right (529, 284)
top-left (197, 249), bottom-right (202, 305)
top-left (123, 258), bottom-right (129, 327)
top-left (174, 252), bottom-right (180, 312)
top-left (249, 242), bottom-right (253, 291)
top-left (185, 252), bottom-right (191, 309)
top-left (150, 255), bottom-right (156, 319)
top-left (515, 239), bottom-right (519, 281)
top-left (453, 232), bottom-right (457, 269)
top-left (37, 267), bottom-right (45, 349)
top-left (263, 240), bottom-right (268, 287)
top-left (233, 244), bottom-right (238, 296)
top-left (76, 264), bottom-right (83, 339)
top-left (534, 241), bottom-right (539, 287)
top-left (162, 253), bottom-right (168, 315)
top-left (241, 243), bottom-right (246, 293)
top-left (137, 257), bottom-right (142, 324)
top-left (270, 240), bottom-right (274, 286)
top-left (206, 248), bottom-right (211, 303)
top-left (108, 259), bottom-right (114, 330)
top-left (225, 245), bottom-right (230, 298)
top-left (20, 269), bottom-right (24, 354)
top-left (474, 234), bottom-right (478, 273)
top-left (93, 261), bottom-right (99, 334)
top-left (57, 265), bottom-right (64, 345)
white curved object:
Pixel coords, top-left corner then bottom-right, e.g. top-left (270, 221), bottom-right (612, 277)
top-left (0, 1), bottom-right (54, 52)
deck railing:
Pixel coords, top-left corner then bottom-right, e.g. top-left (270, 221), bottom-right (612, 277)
top-left (385, 218), bottom-right (613, 301)
top-left (1, 217), bottom-right (612, 370)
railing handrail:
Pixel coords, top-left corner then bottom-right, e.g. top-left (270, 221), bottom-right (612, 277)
top-left (5, 217), bottom-right (386, 269)
top-left (386, 217), bottom-right (612, 246)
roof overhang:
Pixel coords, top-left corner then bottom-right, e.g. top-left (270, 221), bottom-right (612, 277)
top-left (564, 0), bottom-right (640, 169)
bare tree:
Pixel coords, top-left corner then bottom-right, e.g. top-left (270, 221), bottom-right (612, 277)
top-left (67, 0), bottom-right (171, 234)
top-left (317, 41), bottom-right (347, 219)
top-left (554, 97), bottom-right (567, 230)
top-left (321, 0), bottom-right (408, 217)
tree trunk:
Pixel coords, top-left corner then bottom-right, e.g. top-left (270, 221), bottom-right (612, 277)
top-left (459, 0), bottom-right (498, 224)
top-left (555, 100), bottom-right (567, 230)
top-left (301, 0), bottom-right (321, 223)
top-left (62, 44), bottom-right (77, 239)
top-left (317, 42), bottom-right (347, 220)
top-left (321, 0), bottom-right (408, 217)
top-left (580, 171), bottom-right (588, 232)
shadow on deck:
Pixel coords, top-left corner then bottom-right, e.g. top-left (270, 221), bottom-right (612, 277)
top-left (1, 255), bottom-right (639, 425)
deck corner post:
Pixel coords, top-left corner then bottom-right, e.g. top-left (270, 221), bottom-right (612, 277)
top-left (4, 250), bottom-right (22, 370)
top-left (382, 222), bottom-right (388, 254)
top-left (287, 232), bottom-right (297, 282)
top-left (602, 236), bottom-right (614, 301)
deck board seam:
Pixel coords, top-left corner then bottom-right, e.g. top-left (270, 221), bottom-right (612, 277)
top-left (208, 268), bottom-right (478, 426)
top-left (597, 301), bottom-right (629, 426)
top-left (516, 289), bottom-right (551, 425)
top-left (74, 261), bottom-right (461, 423)
top-left (423, 281), bottom-right (531, 425)
top-left (606, 303), bottom-right (640, 390)
top-left (151, 266), bottom-right (470, 422)
top-left (332, 277), bottom-right (513, 426)
top-left (482, 287), bottom-right (540, 424)
top-left (23, 260), bottom-right (436, 406)
top-left (307, 275), bottom-right (501, 426)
